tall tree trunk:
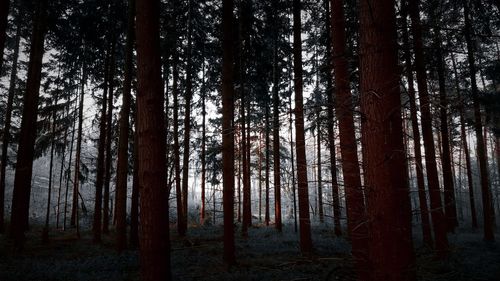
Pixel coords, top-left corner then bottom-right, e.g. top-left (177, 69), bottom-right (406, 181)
top-left (172, 53), bottom-right (184, 236)
top-left (0, 14), bottom-right (20, 233)
top-left (103, 41), bottom-right (116, 234)
top-left (463, 1), bottom-right (495, 242)
top-left (409, 0), bottom-right (449, 255)
top-left (10, 0), bottom-right (48, 248)
top-left (200, 58), bottom-right (207, 225)
top-left (330, 0), bottom-right (368, 267)
top-left (358, 0), bottom-right (416, 279)
top-left (56, 105), bottom-right (70, 229)
top-left (401, 0), bottom-right (432, 246)
top-left (264, 104), bottom-right (270, 226)
top-left (180, 0), bottom-right (194, 236)
top-left (64, 99), bottom-right (78, 230)
top-left (451, 52), bottom-right (478, 228)
top-left (221, 0), bottom-right (236, 265)
top-left (135, 0), bottom-right (171, 279)
top-left (325, 0), bottom-right (341, 236)
top-left (316, 112), bottom-right (324, 223)
top-left (42, 97), bottom-right (58, 243)
top-left (0, 0), bottom-right (9, 72)
top-left (115, 0), bottom-right (135, 252)
top-left (93, 47), bottom-right (110, 243)
top-left (293, 0), bottom-right (312, 255)
top-left (289, 93), bottom-right (298, 233)
top-left (71, 64), bottom-right (86, 238)
top-left (272, 16), bottom-right (282, 232)
top-left (434, 23), bottom-right (458, 233)
top-left (129, 122), bottom-right (139, 248)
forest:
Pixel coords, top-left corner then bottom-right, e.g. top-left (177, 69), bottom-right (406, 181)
top-left (0, 0), bottom-right (499, 280)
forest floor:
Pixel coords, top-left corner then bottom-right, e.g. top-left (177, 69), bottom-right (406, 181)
top-left (0, 222), bottom-right (499, 281)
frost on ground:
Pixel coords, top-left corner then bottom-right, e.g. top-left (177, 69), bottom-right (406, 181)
top-left (0, 224), bottom-right (499, 281)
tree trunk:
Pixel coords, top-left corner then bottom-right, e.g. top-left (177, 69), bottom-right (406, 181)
top-left (330, 0), bottom-right (368, 267)
top-left (103, 41), bottom-right (116, 234)
top-left (358, 0), bottom-right (416, 279)
top-left (93, 46), bottom-right (110, 243)
top-left (401, 0), bottom-right (433, 245)
top-left (200, 59), bottom-right (207, 225)
top-left (135, 0), bottom-right (171, 278)
top-left (0, 0), bottom-right (9, 72)
top-left (115, 0), bottom-right (135, 252)
top-left (0, 14), bottom-right (20, 233)
top-left (172, 52), bottom-right (184, 236)
top-left (129, 111), bottom-right (139, 249)
top-left (272, 17), bottom-right (282, 231)
top-left (71, 64), bottom-right (86, 238)
top-left (221, 0), bottom-right (236, 265)
top-left (434, 24), bottom-right (458, 233)
top-left (451, 52), bottom-right (478, 228)
top-left (42, 97), bottom-right (58, 243)
top-left (264, 104), bottom-right (270, 226)
top-left (10, 0), bottom-right (48, 248)
top-left (180, 0), bottom-right (194, 236)
top-left (463, 1), bottom-right (495, 242)
top-left (64, 99), bottom-right (78, 230)
top-left (56, 105), bottom-right (70, 229)
top-left (409, 0), bottom-right (449, 255)
top-left (292, 0), bottom-right (312, 255)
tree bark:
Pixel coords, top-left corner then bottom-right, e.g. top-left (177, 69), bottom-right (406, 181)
top-left (264, 103), bottom-right (270, 226)
top-left (272, 14), bottom-right (282, 231)
top-left (358, 0), bottom-right (416, 279)
top-left (222, 0), bottom-right (236, 265)
top-left (93, 46), bottom-right (110, 243)
top-left (180, 0), bottom-right (194, 236)
top-left (292, 0), bottom-right (312, 255)
top-left (115, 0), bottom-right (135, 252)
top-left (103, 41), bottom-right (116, 234)
top-left (409, 0), bottom-right (449, 255)
top-left (129, 111), bottom-right (139, 249)
top-left (10, 0), bottom-right (48, 248)
top-left (401, 0), bottom-right (433, 245)
top-left (135, 0), bottom-right (171, 279)
top-left (0, 14), bottom-right (20, 233)
top-left (172, 52), bottom-right (184, 236)
top-left (463, 1), bottom-right (495, 242)
top-left (330, 0), bottom-right (368, 267)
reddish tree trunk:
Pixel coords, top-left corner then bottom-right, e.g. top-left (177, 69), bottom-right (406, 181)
top-left (272, 21), bottom-right (282, 232)
top-left (401, 0), bottom-right (433, 245)
top-left (135, 0), bottom-right (171, 279)
top-left (115, 0), bottom-right (135, 252)
top-left (358, 0), bottom-right (416, 279)
top-left (293, 0), bottom-right (313, 255)
top-left (409, 0), bottom-right (449, 255)
top-left (330, 0), bottom-right (368, 269)
top-left (200, 60), bottom-right (207, 225)
top-left (264, 104), bottom-right (270, 226)
top-left (129, 117), bottom-right (140, 248)
top-left (221, 0), bottom-right (236, 265)
top-left (10, 0), bottom-right (48, 247)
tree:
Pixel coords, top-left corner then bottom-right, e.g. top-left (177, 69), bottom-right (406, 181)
top-left (329, 0), bottom-right (367, 267)
top-left (463, 0), bottom-right (495, 242)
top-left (293, 0), bottom-right (313, 255)
top-left (0, 10), bottom-right (21, 233)
top-left (409, 0), bottom-right (449, 255)
top-left (358, 0), bottom-right (416, 279)
top-left (401, 0), bottom-right (433, 246)
top-left (10, 0), bottom-right (49, 248)
top-left (115, 0), bottom-right (135, 252)
top-left (221, 0), bottom-right (236, 266)
top-left (135, 0), bottom-right (171, 279)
